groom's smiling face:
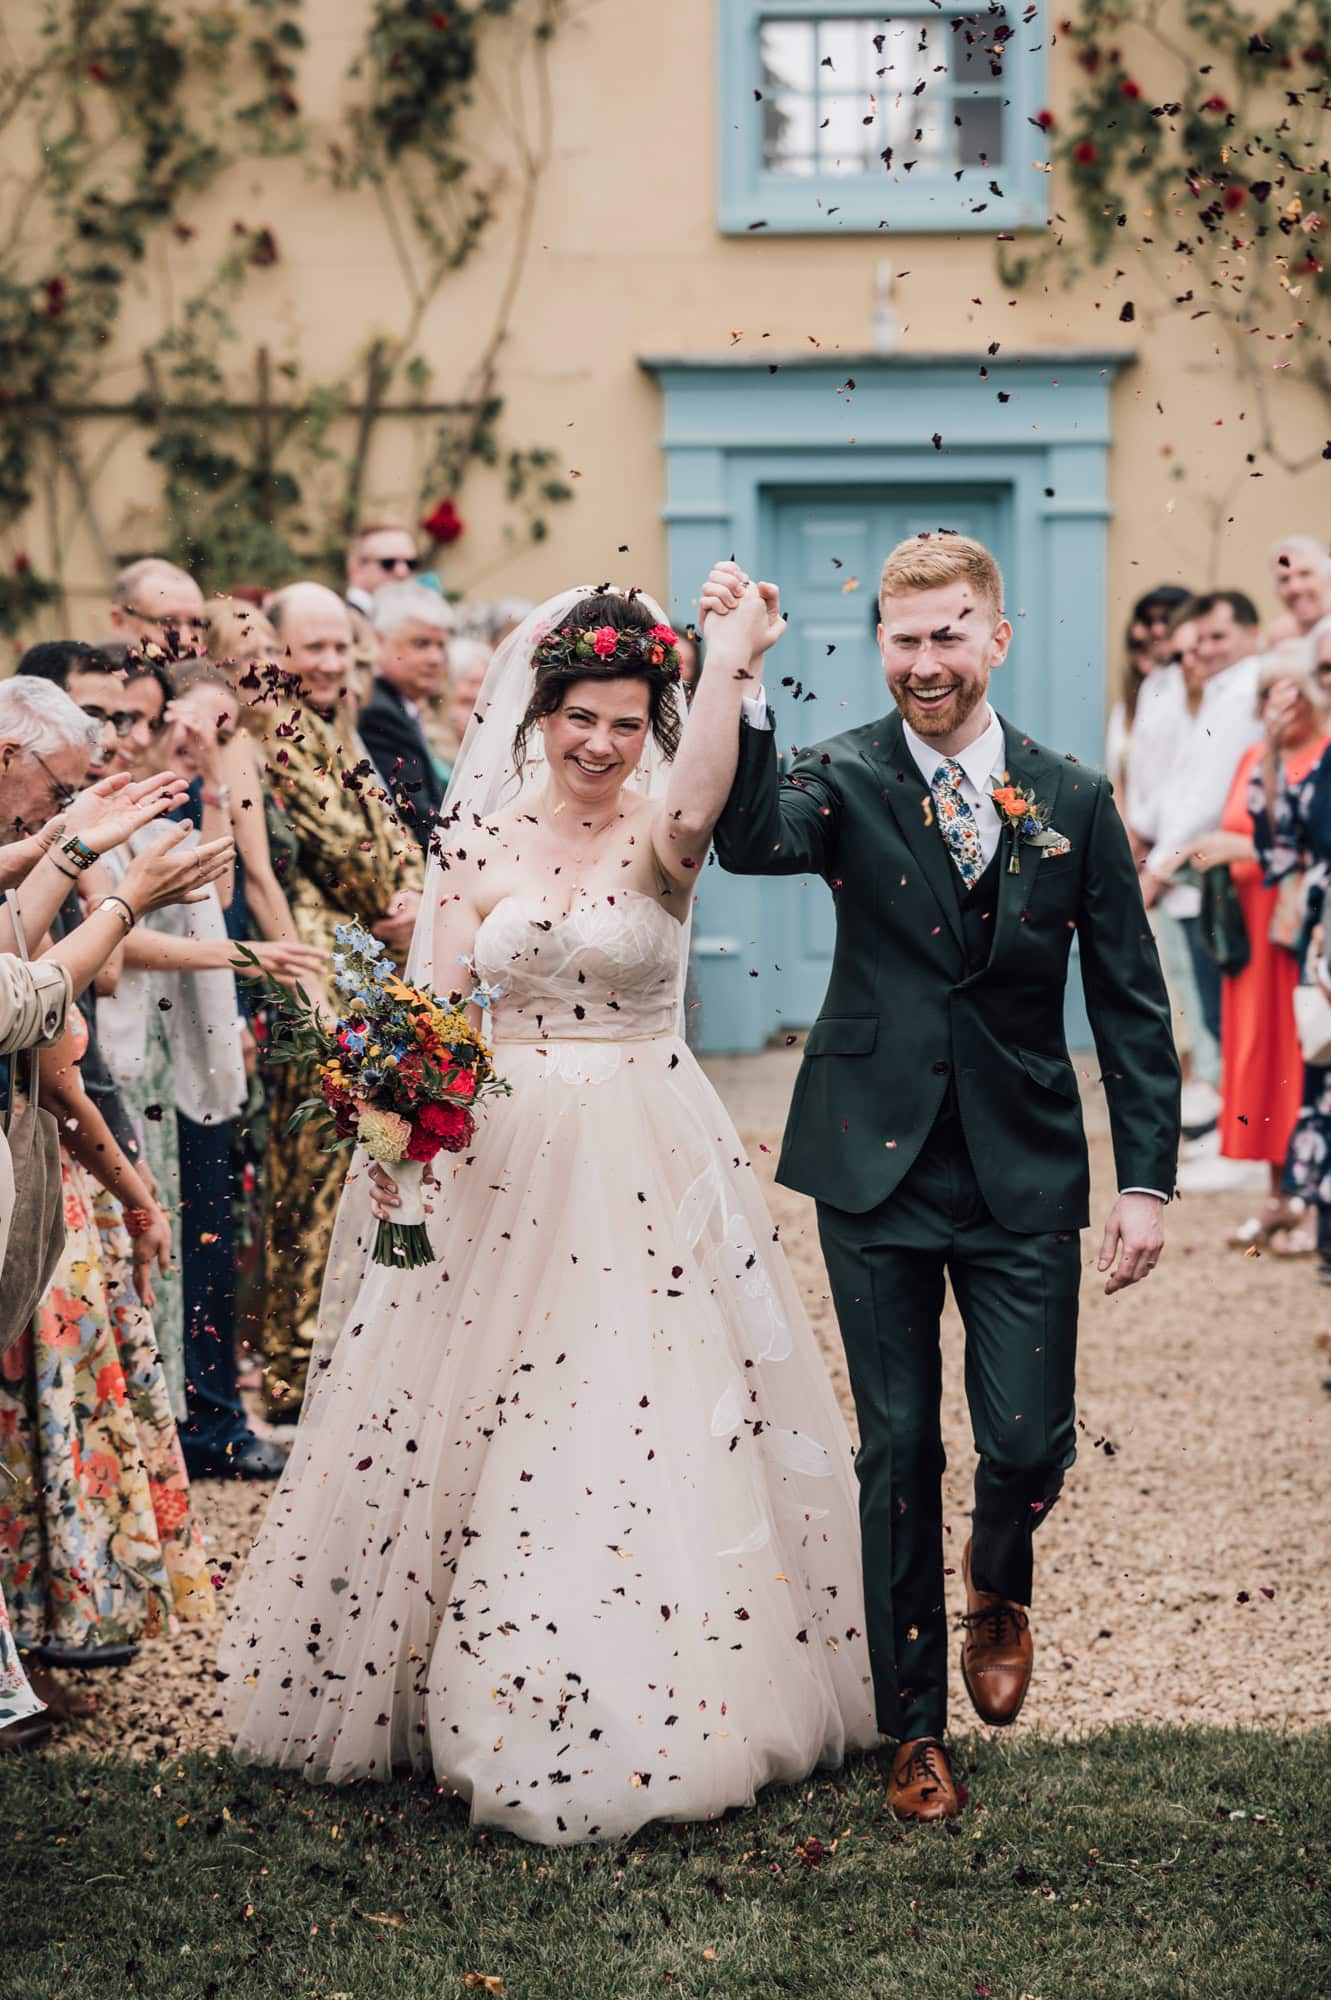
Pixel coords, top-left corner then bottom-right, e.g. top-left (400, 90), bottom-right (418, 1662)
top-left (878, 579), bottom-right (1013, 747)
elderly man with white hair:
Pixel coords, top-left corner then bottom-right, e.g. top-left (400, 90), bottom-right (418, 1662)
top-left (359, 580), bottom-right (454, 848)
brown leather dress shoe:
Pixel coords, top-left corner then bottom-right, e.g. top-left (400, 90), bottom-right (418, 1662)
top-left (887, 1736), bottom-right (960, 1821)
top-left (959, 1536), bottom-right (1034, 1727)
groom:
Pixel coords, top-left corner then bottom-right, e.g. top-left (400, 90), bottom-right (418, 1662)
top-left (706, 536), bottom-right (1181, 1821)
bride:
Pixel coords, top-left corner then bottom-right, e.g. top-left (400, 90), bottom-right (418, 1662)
top-left (220, 574), bottom-right (878, 1843)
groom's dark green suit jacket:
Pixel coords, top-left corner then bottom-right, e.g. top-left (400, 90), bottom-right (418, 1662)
top-left (713, 708), bottom-right (1181, 1232)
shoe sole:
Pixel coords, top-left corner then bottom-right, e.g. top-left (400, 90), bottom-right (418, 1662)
top-left (959, 1644), bottom-right (1032, 1729)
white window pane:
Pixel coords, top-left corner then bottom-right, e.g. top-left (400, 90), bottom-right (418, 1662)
top-left (764, 90), bottom-right (817, 171)
top-left (761, 19), bottom-right (814, 93)
top-left (817, 19), bottom-right (864, 75)
top-left (758, 10), bottom-right (1014, 182)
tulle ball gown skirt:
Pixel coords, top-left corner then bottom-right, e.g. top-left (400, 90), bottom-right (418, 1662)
top-left (221, 1032), bottom-right (878, 1844)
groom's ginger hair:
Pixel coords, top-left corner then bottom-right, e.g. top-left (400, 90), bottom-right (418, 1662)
top-left (878, 534), bottom-right (1004, 621)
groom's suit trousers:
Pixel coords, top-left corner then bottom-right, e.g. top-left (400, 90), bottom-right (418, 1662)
top-left (816, 1086), bottom-right (1081, 1743)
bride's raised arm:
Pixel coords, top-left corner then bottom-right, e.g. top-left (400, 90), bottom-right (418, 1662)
top-left (651, 563), bottom-right (785, 889)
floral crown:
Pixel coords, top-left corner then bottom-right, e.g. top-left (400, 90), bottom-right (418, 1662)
top-left (531, 618), bottom-right (682, 681)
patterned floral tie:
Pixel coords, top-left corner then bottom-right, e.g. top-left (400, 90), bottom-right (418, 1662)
top-left (930, 759), bottom-right (984, 889)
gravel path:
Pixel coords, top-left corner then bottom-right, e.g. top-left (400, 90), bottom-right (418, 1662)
top-left (36, 1052), bottom-right (1330, 1759)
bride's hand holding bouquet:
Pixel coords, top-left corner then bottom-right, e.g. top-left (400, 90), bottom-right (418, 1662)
top-left (240, 921), bottom-right (508, 1267)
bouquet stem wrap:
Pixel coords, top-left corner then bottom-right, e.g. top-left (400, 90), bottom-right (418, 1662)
top-left (372, 1160), bottom-right (435, 1270)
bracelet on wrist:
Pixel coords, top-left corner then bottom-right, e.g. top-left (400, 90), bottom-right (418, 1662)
top-left (59, 832), bottom-right (98, 873)
top-left (94, 894), bottom-right (136, 937)
top-left (123, 1207), bottom-right (154, 1239)
top-left (201, 785), bottom-right (232, 810)
top-left (49, 860), bottom-right (81, 882)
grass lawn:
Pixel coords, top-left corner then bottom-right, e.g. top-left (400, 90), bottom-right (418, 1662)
top-left (3, 1728), bottom-right (1328, 2000)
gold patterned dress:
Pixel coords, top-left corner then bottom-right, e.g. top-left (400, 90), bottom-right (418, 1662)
top-left (261, 703), bottom-right (423, 1417)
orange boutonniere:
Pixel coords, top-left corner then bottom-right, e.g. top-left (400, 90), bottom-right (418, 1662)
top-left (988, 776), bottom-right (1071, 873)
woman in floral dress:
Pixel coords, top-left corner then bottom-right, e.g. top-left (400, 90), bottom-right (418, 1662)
top-left (0, 1005), bottom-right (212, 1713)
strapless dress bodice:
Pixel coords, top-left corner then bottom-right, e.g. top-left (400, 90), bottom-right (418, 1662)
top-left (473, 891), bottom-right (683, 1041)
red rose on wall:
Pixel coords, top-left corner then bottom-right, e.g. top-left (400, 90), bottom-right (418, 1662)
top-left (1072, 140), bottom-right (1098, 165)
top-left (421, 498), bottom-right (464, 545)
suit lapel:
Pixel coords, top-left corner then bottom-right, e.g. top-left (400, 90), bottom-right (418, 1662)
top-left (985, 719), bottom-right (1066, 972)
top-left (864, 710), bottom-right (965, 953)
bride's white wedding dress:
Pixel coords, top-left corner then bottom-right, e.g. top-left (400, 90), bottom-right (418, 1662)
top-left (221, 888), bottom-right (877, 1843)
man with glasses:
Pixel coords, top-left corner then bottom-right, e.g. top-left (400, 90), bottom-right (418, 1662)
top-left (345, 519), bottom-right (421, 616)
top-left (107, 556), bottom-right (209, 658)
top-left (17, 638), bottom-right (165, 776)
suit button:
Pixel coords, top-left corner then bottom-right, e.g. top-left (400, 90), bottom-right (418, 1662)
top-left (932, 1060), bottom-right (950, 1075)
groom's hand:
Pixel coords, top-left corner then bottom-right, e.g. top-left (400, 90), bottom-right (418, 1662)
top-left (699, 564), bottom-right (785, 672)
top-left (1097, 1191), bottom-right (1166, 1294)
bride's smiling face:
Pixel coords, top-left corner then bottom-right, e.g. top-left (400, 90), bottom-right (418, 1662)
top-left (540, 676), bottom-right (652, 803)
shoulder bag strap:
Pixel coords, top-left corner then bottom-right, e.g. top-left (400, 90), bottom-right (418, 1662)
top-left (4, 888), bottom-right (40, 1131)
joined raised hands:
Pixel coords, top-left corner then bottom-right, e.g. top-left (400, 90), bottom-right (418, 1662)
top-left (698, 561), bottom-right (786, 665)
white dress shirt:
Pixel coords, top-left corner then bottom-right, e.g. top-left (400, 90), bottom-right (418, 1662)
top-left (1132, 656), bottom-right (1263, 918)
top-left (901, 706), bottom-right (1007, 871)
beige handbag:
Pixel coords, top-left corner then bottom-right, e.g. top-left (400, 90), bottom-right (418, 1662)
top-left (1294, 978), bottom-right (1331, 1069)
top-left (0, 897), bottom-right (67, 1359)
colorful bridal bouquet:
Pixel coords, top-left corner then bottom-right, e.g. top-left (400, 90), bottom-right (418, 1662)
top-left (247, 923), bottom-right (507, 1269)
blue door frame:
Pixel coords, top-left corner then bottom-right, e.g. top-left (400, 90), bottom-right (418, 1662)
top-left (640, 351), bottom-right (1133, 1053)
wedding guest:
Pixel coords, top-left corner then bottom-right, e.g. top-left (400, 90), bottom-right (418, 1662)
top-left (1104, 614), bottom-right (1152, 799)
top-left (360, 582), bottom-right (453, 847)
top-left (257, 582), bottom-right (424, 1418)
top-left (1251, 622), bottom-right (1331, 1316)
top-left (420, 633), bottom-right (491, 778)
top-left (107, 557), bottom-right (208, 658)
top-left (344, 520), bottom-right (420, 617)
top-left (1187, 658), bottom-right (1331, 1245)
top-left (1139, 593), bottom-right (1264, 1184)
top-left (1126, 611), bottom-right (1221, 1130)
top-left (0, 683), bottom-right (233, 1734)
top-left (92, 661), bottom-right (321, 1477)
top-left (1267, 535), bottom-right (1331, 649)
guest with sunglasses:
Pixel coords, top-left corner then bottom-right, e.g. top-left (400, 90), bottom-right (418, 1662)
top-left (344, 519), bottom-right (421, 617)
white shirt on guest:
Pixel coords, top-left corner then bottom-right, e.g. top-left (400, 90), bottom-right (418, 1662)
top-left (1140, 655), bottom-right (1263, 918)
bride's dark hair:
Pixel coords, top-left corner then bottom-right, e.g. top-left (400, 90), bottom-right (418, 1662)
top-left (512, 589), bottom-right (683, 772)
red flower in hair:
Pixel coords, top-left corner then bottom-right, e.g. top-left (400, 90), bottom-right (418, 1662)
top-left (592, 626), bottom-right (619, 658)
top-left (649, 623), bottom-right (678, 646)
top-left (421, 497), bottom-right (464, 545)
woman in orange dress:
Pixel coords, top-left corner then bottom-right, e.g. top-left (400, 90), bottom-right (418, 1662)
top-left (1191, 661), bottom-right (1330, 1242)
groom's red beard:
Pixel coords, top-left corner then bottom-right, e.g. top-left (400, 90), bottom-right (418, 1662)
top-left (889, 673), bottom-right (988, 738)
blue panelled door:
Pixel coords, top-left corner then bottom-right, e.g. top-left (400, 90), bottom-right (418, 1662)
top-left (695, 486), bottom-right (1008, 1050)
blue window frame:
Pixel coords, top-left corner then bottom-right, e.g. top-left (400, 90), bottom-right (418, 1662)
top-left (717, 0), bottom-right (1050, 234)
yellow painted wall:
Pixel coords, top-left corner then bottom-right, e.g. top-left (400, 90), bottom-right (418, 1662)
top-left (5, 0), bottom-right (1326, 657)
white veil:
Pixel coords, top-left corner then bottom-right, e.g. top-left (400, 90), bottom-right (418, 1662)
top-left (314, 585), bottom-right (692, 1380)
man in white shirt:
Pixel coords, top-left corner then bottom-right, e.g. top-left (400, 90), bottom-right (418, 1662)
top-left (1139, 593), bottom-right (1263, 1084)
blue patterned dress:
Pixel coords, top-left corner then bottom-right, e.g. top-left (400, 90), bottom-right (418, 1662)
top-left (1249, 748), bottom-right (1331, 1225)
